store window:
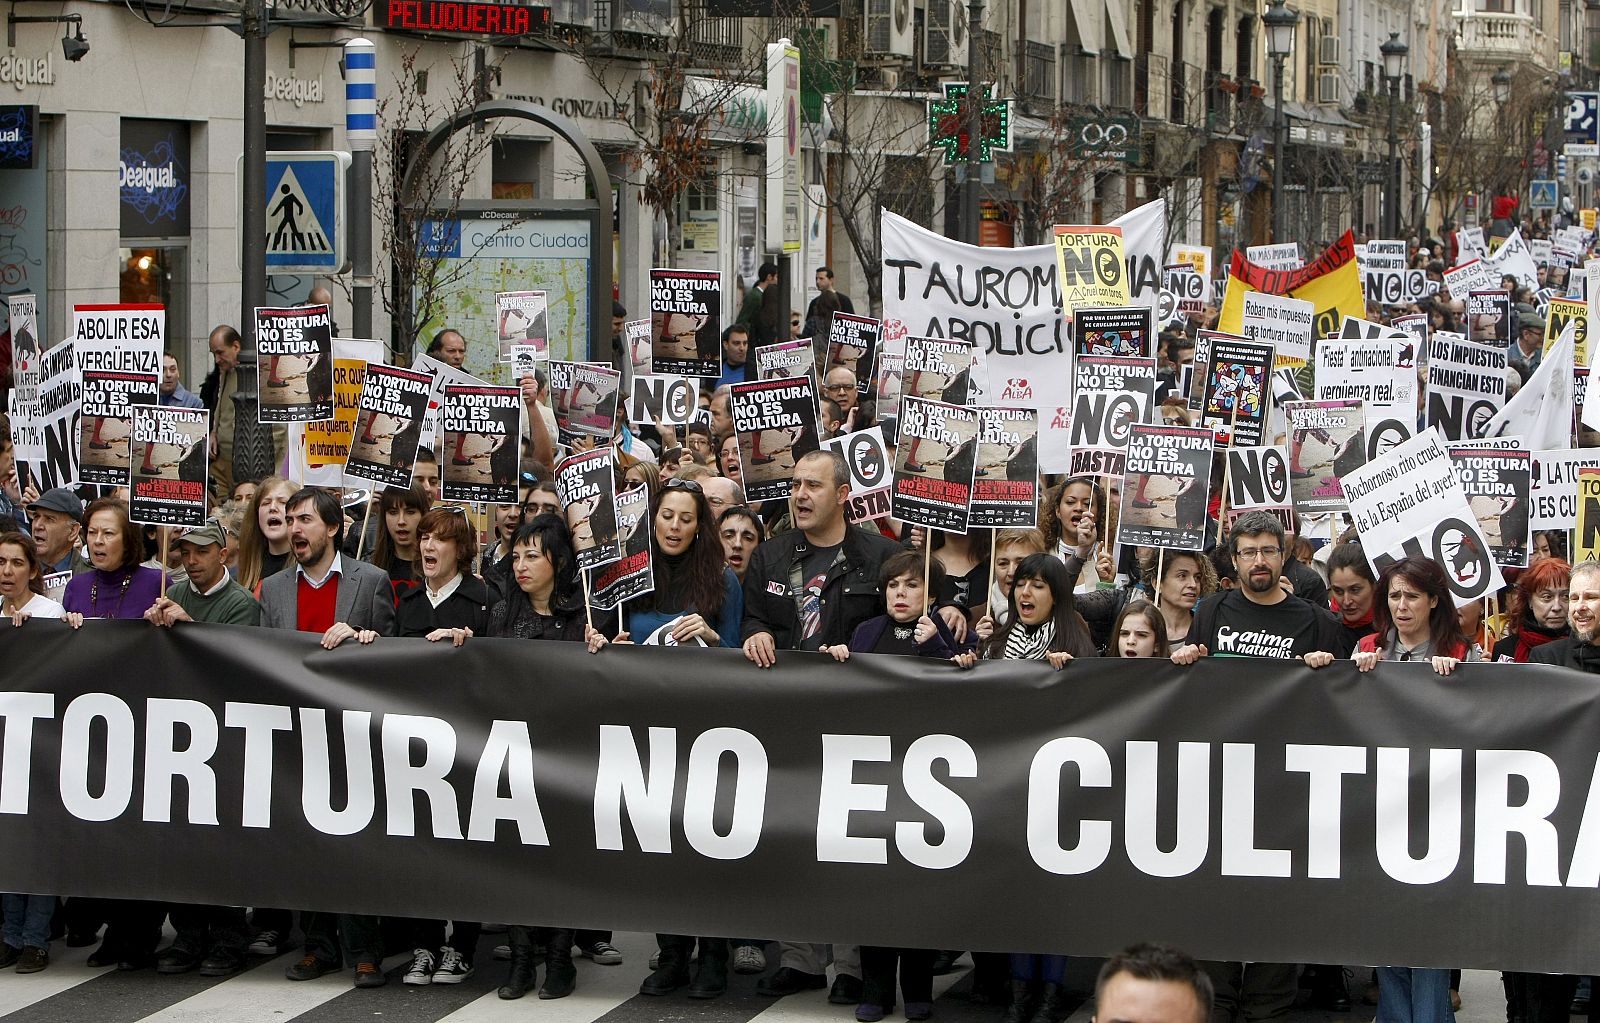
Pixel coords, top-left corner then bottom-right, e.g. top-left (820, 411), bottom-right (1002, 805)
top-left (119, 118), bottom-right (192, 381)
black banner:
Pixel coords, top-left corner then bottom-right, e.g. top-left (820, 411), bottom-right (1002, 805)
top-left (4, 623), bottom-right (1600, 974)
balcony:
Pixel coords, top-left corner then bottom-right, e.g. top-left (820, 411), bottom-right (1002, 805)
top-left (1455, 11), bottom-right (1538, 56)
top-left (591, 0), bottom-right (744, 65)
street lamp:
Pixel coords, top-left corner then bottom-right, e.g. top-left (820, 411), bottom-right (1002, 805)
top-left (1380, 32), bottom-right (1409, 239)
top-left (1491, 66), bottom-right (1512, 105)
top-left (1264, 0), bottom-right (1299, 241)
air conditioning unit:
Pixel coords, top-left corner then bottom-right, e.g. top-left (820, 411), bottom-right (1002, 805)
top-left (1318, 70), bottom-right (1341, 105)
top-left (1319, 35), bottom-right (1340, 66)
top-left (923, 0), bottom-right (968, 69)
top-left (864, 0), bottom-right (916, 57)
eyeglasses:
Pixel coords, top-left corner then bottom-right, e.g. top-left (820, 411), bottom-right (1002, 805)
top-left (1235, 546), bottom-right (1282, 561)
top-left (824, 382), bottom-right (855, 393)
top-left (663, 478), bottom-right (703, 494)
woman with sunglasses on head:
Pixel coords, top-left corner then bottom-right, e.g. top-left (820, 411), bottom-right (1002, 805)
top-left (625, 477), bottom-right (743, 648)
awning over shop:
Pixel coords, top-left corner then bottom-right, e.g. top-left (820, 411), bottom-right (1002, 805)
top-left (1104, 0), bottom-right (1134, 59)
top-left (1068, 0), bottom-right (1103, 53)
top-left (682, 75), bottom-right (766, 142)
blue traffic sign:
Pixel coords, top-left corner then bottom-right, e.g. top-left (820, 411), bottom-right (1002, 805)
top-left (254, 151), bottom-right (349, 274)
top-left (1531, 179), bottom-right (1559, 209)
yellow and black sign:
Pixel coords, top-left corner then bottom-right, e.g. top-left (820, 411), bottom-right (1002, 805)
top-left (1052, 226), bottom-right (1128, 309)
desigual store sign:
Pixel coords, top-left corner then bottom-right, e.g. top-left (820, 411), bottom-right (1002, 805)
top-left (120, 118), bottom-right (191, 238)
top-left (0, 52), bottom-right (53, 91)
top-left (263, 71), bottom-right (325, 107)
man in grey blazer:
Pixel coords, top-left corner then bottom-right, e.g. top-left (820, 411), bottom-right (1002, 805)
top-left (259, 487), bottom-right (395, 645)
top-left (255, 487), bottom-right (394, 987)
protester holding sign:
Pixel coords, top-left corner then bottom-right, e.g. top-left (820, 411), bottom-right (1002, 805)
top-left (143, 522), bottom-right (260, 627)
top-left (973, 554), bottom-right (1097, 668)
top-left (1352, 556), bottom-right (1478, 673)
top-left (625, 478), bottom-right (743, 650)
top-left (484, 515), bottom-right (612, 648)
top-left (25, 487), bottom-right (88, 577)
top-left (1040, 478), bottom-right (1114, 593)
top-left (1171, 511), bottom-right (1350, 666)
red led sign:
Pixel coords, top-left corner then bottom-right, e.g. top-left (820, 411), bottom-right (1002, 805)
top-left (380, 0), bottom-right (551, 35)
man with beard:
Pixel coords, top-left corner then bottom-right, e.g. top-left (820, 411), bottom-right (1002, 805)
top-left (1167, 517), bottom-right (1349, 1023)
top-left (257, 488), bottom-right (394, 988)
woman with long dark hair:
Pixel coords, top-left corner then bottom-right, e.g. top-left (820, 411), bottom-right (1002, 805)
top-left (0, 529), bottom-right (64, 623)
top-left (1352, 555), bottom-right (1478, 674)
top-left (625, 478), bottom-right (742, 647)
top-left (368, 485), bottom-right (431, 603)
top-left (1493, 558), bottom-right (1571, 663)
top-left (470, 514), bottom-right (609, 1000)
top-left (973, 553), bottom-right (1097, 666)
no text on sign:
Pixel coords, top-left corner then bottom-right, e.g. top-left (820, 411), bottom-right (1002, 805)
top-left (249, 151), bottom-right (351, 274)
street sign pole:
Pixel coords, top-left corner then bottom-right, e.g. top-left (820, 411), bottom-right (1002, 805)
top-left (346, 39), bottom-right (376, 341)
top-left (961, 0), bottom-right (984, 244)
top-left (234, 0), bottom-right (274, 485)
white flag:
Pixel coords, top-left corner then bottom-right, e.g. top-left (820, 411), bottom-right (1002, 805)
top-left (1487, 320), bottom-right (1574, 447)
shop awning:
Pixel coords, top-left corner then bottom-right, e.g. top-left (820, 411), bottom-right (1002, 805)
top-left (1104, 0), bottom-right (1134, 59)
top-left (1067, 0), bottom-right (1103, 54)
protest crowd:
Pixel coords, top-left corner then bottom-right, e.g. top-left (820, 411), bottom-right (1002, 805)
top-left (4, 204), bottom-right (1600, 1023)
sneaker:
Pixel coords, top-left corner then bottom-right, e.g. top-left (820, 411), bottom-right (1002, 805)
top-left (857, 1004), bottom-right (888, 1023)
top-left (581, 941), bottom-right (622, 966)
top-left (16, 947), bottom-right (47, 974)
top-left (0, 944), bottom-right (20, 969)
top-left (285, 954), bottom-right (339, 981)
top-left (403, 948), bottom-right (436, 985)
top-left (354, 961), bottom-right (388, 988)
top-left (249, 929), bottom-right (286, 956)
top-left (732, 945), bottom-right (766, 975)
top-left (432, 946), bottom-right (473, 984)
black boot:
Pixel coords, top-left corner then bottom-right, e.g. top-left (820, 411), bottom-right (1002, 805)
top-left (689, 938), bottom-right (729, 999)
top-left (498, 927), bottom-right (537, 1000)
top-left (640, 935), bottom-right (693, 996)
top-left (539, 928), bottom-right (577, 999)
top-left (1002, 981), bottom-right (1039, 1023)
top-left (1029, 983), bottom-right (1070, 1023)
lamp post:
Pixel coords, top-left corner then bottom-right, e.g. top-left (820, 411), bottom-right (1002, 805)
top-left (1381, 32), bottom-right (1410, 239)
top-left (962, 0), bottom-right (986, 244)
top-left (1491, 67), bottom-right (1512, 210)
top-left (1264, 0), bottom-right (1299, 242)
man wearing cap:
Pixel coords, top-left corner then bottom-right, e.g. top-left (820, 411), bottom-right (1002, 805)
top-left (27, 488), bottom-right (89, 578)
top-left (1509, 311), bottom-right (1545, 385)
top-left (144, 522), bottom-right (260, 627)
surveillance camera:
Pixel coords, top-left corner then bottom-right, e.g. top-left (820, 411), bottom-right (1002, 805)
top-left (61, 27), bottom-right (89, 62)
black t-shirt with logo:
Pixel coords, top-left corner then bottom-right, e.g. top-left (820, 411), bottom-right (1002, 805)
top-left (1185, 589), bottom-right (1352, 659)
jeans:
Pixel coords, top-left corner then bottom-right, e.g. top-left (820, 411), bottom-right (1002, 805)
top-left (3, 894), bottom-right (53, 950)
top-left (301, 912), bottom-right (382, 967)
top-left (1376, 967), bottom-right (1453, 1023)
top-left (1011, 953), bottom-right (1068, 984)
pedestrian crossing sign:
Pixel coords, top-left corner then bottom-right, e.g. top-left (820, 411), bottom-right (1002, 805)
top-left (248, 151), bottom-right (350, 274)
top-left (1531, 179), bottom-right (1559, 210)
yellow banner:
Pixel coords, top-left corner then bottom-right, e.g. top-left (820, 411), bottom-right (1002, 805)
top-left (1547, 298), bottom-right (1589, 366)
top-left (302, 358), bottom-right (368, 470)
top-left (1585, 210), bottom-right (1598, 232)
top-left (1579, 468), bottom-right (1600, 562)
top-left (1052, 226), bottom-right (1129, 308)
top-left (1217, 242), bottom-right (1366, 367)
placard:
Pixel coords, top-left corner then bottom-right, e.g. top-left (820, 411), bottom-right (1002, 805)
top-left (345, 364), bottom-right (435, 490)
top-left (730, 377), bottom-right (822, 502)
top-left (1069, 356), bottom-right (1155, 477)
top-left (1530, 448), bottom-right (1600, 530)
top-left (1245, 243), bottom-right (1302, 271)
top-left (649, 269), bottom-right (721, 378)
top-left (128, 405), bottom-right (208, 527)
top-left (1200, 337), bottom-right (1273, 447)
top-left (1225, 445), bottom-right (1293, 527)
top-left (628, 374), bottom-right (698, 428)
top-left (1239, 291), bottom-right (1314, 366)
top-left (1443, 259), bottom-right (1497, 298)
top-left (1286, 400), bottom-right (1365, 514)
top-left (1342, 429), bottom-right (1504, 605)
top-left (1467, 290), bottom-right (1512, 346)
top-left (970, 407), bottom-right (1038, 527)
top-left (591, 482), bottom-right (653, 611)
top-left (255, 305), bottom-right (334, 423)
top-left (826, 313), bottom-right (881, 393)
top-left (903, 336), bottom-right (975, 406)
top-left (1425, 332), bottom-right (1508, 441)
top-left (496, 290), bottom-right (549, 363)
top-left (1546, 297), bottom-right (1589, 366)
top-left (292, 339), bottom-right (385, 488)
top-left (1053, 226), bottom-right (1129, 307)
top-left (1117, 423), bottom-right (1214, 550)
top-left (1314, 339), bottom-right (1415, 412)
top-left (893, 396), bottom-right (979, 532)
top-left (555, 447), bottom-right (621, 572)
top-left (1448, 444), bottom-right (1531, 568)
top-left (550, 361), bottom-right (622, 442)
top-left (1073, 306), bottom-right (1153, 358)
top-left (822, 426), bottom-right (893, 523)
top-left (755, 338), bottom-right (817, 381)
top-left (75, 339), bottom-right (161, 487)
top-left (440, 383), bottom-right (522, 504)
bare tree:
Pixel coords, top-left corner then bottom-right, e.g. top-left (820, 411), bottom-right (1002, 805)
top-left (1427, 62), bottom-right (1560, 229)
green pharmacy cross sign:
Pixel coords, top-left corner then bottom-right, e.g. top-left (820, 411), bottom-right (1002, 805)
top-left (927, 82), bottom-right (1012, 165)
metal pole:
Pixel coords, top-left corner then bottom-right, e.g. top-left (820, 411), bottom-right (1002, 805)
top-left (1272, 54), bottom-right (1286, 242)
top-left (346, 38), bottom-right (377, 340)
top-left (962, 0), bottom-right (985, 244)
top-left (233, 0), bottom-right (274, 483)
top-left (1385, 75), bottom-right (1400, 238)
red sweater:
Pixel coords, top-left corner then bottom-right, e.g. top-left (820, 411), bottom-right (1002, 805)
top-left (296, 573), bottom-right (340, 634)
